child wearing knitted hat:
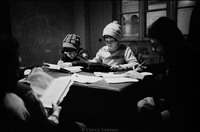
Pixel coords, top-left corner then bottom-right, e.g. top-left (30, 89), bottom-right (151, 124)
top-left (57, 34), bottom-right (90, 68)
top-left (91, 21), bottom-right (139, 71)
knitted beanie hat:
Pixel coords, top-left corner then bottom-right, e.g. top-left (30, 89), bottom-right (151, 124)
top-left (103, 21), bottom-right (122, 41)
top-left (62, 34), bottom-right (80, 49)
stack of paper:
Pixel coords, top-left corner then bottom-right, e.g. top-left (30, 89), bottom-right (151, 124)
top-left (94, 71), bottom-right (153, 84)
top-left (94, 72), bottom-right (139, 83)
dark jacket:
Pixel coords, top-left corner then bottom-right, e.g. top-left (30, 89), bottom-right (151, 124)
top-left (61, 48), bottom-right (89, 67)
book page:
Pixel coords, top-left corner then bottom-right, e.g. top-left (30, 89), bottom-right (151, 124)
top-left (26, 68), bottom-right (54, 98)
top-left (40, 76), bottom-right (73, 108)
top-left (26, 68), bottom-right (74, 108)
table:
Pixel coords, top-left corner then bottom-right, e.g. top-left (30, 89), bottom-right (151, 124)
top-left (44, 68), bottom-right (145, 131)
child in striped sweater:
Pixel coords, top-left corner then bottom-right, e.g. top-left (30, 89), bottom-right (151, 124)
top-left (92, 21), bottom-right (139, 71)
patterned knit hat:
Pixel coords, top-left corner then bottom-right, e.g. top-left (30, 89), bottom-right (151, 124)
top-left (103, 21), bottom-right (122, 41)
top-left (62, 34), bottom-right (80, 49)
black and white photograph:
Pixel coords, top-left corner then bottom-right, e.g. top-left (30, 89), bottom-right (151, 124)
top-left (0, 0), bottom-right (198, 132)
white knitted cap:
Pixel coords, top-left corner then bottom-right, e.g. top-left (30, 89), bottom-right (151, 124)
top-left (103, 21), bottom-right (122, 41)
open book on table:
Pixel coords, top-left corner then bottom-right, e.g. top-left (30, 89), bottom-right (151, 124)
top-left (25, 68), bottom-right (74, 108)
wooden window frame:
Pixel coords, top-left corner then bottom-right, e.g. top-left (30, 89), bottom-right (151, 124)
top-left (118, 0), bottom-right (196, 42)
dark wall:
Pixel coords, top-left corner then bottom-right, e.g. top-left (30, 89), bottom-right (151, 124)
top-left (10, 1), bottom-right (74, 66)
top-left (9, 0), bottom-right (114, 67)
top-left (89, 1), bottom-right (113, 58)
top-left (0, 1), bottom-right (11, 35)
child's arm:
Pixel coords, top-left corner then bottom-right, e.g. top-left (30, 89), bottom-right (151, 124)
top-left (120, 47), bottom-right (139, 70)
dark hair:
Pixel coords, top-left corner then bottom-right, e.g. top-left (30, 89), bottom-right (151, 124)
top-left (148, 17), bottom-right (184, 53)
top-left (188, 1), bottom-right (200, 51)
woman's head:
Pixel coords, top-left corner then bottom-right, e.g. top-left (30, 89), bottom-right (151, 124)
top-left (148, 17), bottom-right (184, 57)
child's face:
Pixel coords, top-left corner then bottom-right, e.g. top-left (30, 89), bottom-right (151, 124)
top-left (104, 37), bottom-right (118, 51)
top-left (64, 50), bottom-right (77, 59)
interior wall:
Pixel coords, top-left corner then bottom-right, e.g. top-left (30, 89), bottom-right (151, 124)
top-left (9, 0), bottom-right (114, 66)
top-left (73, 1), bottom-right (113, 59)
top-left (73, 1), bottom-right (87, 49)
top-left (89, 1), bottom-right (113, 58)
top-left (10, 1), bottom-right (74, 67)
top-left (0, 1), bottom-right (11, 35)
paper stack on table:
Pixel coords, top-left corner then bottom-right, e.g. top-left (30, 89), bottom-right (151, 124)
top-left (71, 73), bottom-right (103, 83)
top-left (94, 71), bottom-right (152, 84)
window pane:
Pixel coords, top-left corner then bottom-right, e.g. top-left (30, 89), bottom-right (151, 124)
top-left (122, 13), bottom-right (140, 37)
top-left (122, 0), bottom-right (139, 13)
top-left (177, 8), bottom-right (193, 35)
top-left (178, 0), bottom-right (196, 7)
top-left (148, 2), bottom-right (167, 10)
top-left (146, 10), bottom-right (166, 34)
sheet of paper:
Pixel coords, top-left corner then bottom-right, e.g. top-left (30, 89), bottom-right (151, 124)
top-left (43, 62), bottom-right (60, 70)
top-left (43, 62), bottom-right (83, 73)
top-left (123, 71), bottom-right (153, 80)
top-left (140, 72), bottom-right (153, 76)
top-left (94, 71), bottom-right (152, 83)
top-left (94, 72), bottom-right (139, 83)
top-left (40, 76), bottom-right (73, 108)
top-left (94, 72), bottom-right (125, 78)
top-left (123, 70), bottom-right (145, 80)
top-left (104, 77), bottom-right (139, 83)
top-left (71, 73), bottom-right (103, 83)
top-left (63, 66), bottom-right (83, 73)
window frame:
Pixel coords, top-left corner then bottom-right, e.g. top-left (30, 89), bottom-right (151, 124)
top-left (119, 0), bottom-right (196, 42)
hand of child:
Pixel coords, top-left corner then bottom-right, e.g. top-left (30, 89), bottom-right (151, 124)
top-left (137, 97), bottom-right (155, 112)
top-left (134, 65), bottom-right (147, 72)
top-left (57, 60), bottom-right (64, 66)
top-left (110, 64), bottom-right (122, 71)
top-left (52, 103), bottom-right (62, 114)
top-left (48, 103), bottom-right (62, 124)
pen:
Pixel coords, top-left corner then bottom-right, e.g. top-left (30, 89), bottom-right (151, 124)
top-left (110, 60), bottom-right (120, 68)
top-left (134, 61), bottom-right (145, 71)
